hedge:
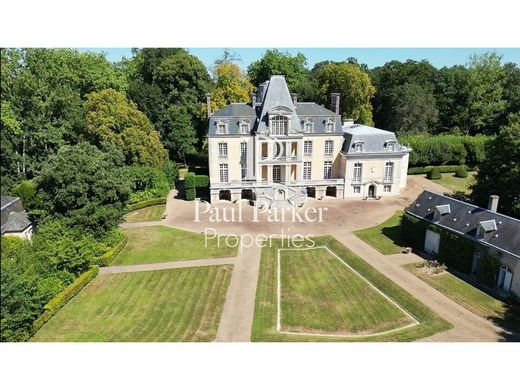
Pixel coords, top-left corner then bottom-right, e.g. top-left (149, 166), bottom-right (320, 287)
top-left (408, 165), bottom-right (468, 175)
top-left (427, 167), bottom-right (441, 180)
top-left (454, 165), bottom-right (468, 178)
top-left (185, 172), bottom-right (209, 201)
top-left (93, 233), bottom-right (128, 266)
top-left (32, 265), bottom-right (99, 334)
top-left (399, 134), bottom-right (492, 168)
top-left (126, 197), bottom-right (166, 212)
top-left (401, 213), bottom-right (426, 249)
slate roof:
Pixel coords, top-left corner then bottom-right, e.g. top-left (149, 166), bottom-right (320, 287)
top-left (341, 124), bottom-right (411, 155)
top-left (207, 75), bottom-right (342, 136)
top-left (406, 190), bottom-right (520, 259)
top-left (1, 195), bottom-right (32, 234)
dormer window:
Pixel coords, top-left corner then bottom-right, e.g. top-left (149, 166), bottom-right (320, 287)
top-left (477, 220), bottom-right (497, 239)
top-left (270, 115), bottom-right (288, 135)
top-left (386, 141), bottom-right (396, 152)
top-left (216, 120), bottom-right (228, 134)
top-left (354, 142), bottom-right (363, 152)
top-left (433, 204), bottom-right (451, 221)
top-left (303, 119), bottom-right (314, 133)
top-left (239, 120), bottom-right (250, 134)
top-left (325, 118), bottom-right (335, 133)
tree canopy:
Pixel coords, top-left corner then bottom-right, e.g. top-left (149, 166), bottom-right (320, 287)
top-left (313, 62), bottom-right (376, 125)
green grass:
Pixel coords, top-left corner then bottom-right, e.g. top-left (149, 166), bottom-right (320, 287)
top-left (252, 236), bottom-right (452, 341)
top-left (280, 247), bottom-right (413, 335)
top-left (125, 205), bottom-right (166, 222)
top-left (113, 226), bottom-right (238, 265)
top-left (354, 211), bottom-right (405, 255)
top-left (404, 264), bottom-right (520, 333)
top-left (429, 171), bottom-right (476, 193)
top-left (31, 265), bottom-right (233, 342)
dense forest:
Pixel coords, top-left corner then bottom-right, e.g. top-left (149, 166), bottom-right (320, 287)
top-left (1, 48), bottom-right (519, 341)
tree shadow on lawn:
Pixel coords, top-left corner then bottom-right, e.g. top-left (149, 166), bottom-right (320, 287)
top-left (381, 225), bottom-right (407, 248)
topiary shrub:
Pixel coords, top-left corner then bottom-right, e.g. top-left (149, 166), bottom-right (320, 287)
top-left (427, 166), bottom-right (441, 180)
top-left (454, 165), bottom-right (468, 178)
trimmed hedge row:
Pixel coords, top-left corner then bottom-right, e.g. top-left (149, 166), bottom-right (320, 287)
top-left (32, 265), bottom-right (99, 334)
top-left (127, 197), bottom-right (166, 212)
top-left (407, 165), bottom-right (468, 175)
top-left (93, 233), bottom-right (128, 266)
top-left (185, 172), bottom-right (209, 201)
top-left (399, 134), bottom-right (492, 168)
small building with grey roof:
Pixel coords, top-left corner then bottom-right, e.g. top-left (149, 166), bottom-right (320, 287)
top-left (1, 195), bottom-right (34, 240)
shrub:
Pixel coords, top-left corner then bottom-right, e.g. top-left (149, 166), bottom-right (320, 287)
top-left (32, 265), bottom-right (99, 334)
top-left (438, 231), bottom-right (474, 273)
top-left (454, 165), bottom-right (468, 178)
top-left (93, 232), bottom-right (128, 266)
top-left (162, 161), bottom-right (179, 188)
top-left (476, 251), bottom-right (502, 287)
top-left (126, 197), bottom-right (166, 212)
top-left (126, 165), bottom-right (170, 203)
top-left (427, 167), bottom-right (441, 180)
top-left (11, 180), bottom-right (43, 210)
top-left (195, 174), bottom-right (209, 188)
top-left (408, 165), bottom-right (468, 175)
top-left (184, 172), bottom-right (208, 201)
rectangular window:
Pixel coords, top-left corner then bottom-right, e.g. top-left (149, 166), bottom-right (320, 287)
top-left (219, 164), bottom-right (228, 183)
top-left (387, 142), bottom-right (395, 152)
top-left (304, 140), bottom-right (313, 156)
top-left (353, 186), bottom-right (361, 194)
top-left (261, 142), bottom-right (268, 158)
top-left (218, 142), bottom-right (228, 157)
top-left (240, 122), bottom-right (249, 134)
top-left (273, 165), bottom-right (281, 182)
top-left (303, 162), bottom-right (312, 180)
top-left (304, 121), bottom-right (314, 133)
top-left (323, 161), bottom-right (332, 179)
top-left (241, 165), bottom-right (247, 180)
top-left (383, 185), bottom-right (392, 193)
top-left (325, 140), bottom-right (333, 155)
top-left (240, 142), bottom-right (247, 158)
top-left (326, 120), bottom-right (334, 132)
top-left (354, 143), bottom-right (363, 152)
top-left (384, 162), bottom-right (394, 182)
top-left (353, 162), bottom-right (362, 183)
top-left (217, 123), bottom-right (226, 134)
top-left (271, 115), bottom-right (287, 135)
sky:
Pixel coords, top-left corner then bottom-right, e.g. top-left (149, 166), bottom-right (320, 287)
top-left (80, 48), bottom-right (520, 70)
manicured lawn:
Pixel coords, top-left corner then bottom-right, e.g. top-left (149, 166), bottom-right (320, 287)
top-left (31, 265), bottom-right (233, 342)
top-left (404, 264), bottom-right (520, 333)
top-left (252, 236), bottom-right (452, 341)
top-left (429, 171), bottom-right (476, 193)
top-left (125, 205), bottom-right (165, 222)
top-left (280, 247), bottom-right (414, 335)
top-left (354, 211), bottom-right (405, 255)
top-left (113, 226), bottom-right (238, 265)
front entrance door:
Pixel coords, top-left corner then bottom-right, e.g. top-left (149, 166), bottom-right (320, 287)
top-left (368, 184), bottom-right (375, 198)
top-left (498, 266), bottom-right (513, 292)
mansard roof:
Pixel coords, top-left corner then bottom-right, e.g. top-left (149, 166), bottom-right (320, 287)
top-left (341, 124), bottom-right (411, 155)
top-left (406, 190), bottom-right (520, 259)
top-left (207, 75), bottom-right (342, 136)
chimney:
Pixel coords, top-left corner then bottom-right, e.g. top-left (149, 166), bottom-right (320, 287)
top-left (488, 195), bottom-right (499, 213)
top-left (330, 93), bottom-right (340, 115)
top-left (206, 93), bottom-right (212, 118)
top-left (291, 93), bottom-right (298, 106)
top-left (250, 93), bottom-right (257, 107)
top-left (343, 119), bottom-right (354, 127)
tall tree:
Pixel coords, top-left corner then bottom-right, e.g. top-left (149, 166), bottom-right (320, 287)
top-left (371, 59), bottom-right (438, 130)
top-left (0, 100), bottom-right (23, 191)
top-left (127, 49), bottom-right (212, 160)
top-left (35, 142), bottom-right (131, 237)
top-left (466, 52), bottom-right (507, 134)
top-left (312, 62), bottom-right (376, 125)
top-left (208, 62), bottom-right (254, 111)
top-left (0, 48), bottom-right (127, 185)
top-left (247, 49), bottom-right (312, 98)
top-left (471, 113), bottom-right (520, 218)
top-left (385, 83), bottom-right (439, 134)
top-left (84, 88), bottom-right (168, 166)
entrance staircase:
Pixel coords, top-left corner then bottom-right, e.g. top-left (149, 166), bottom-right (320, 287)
top-left (255, 183), bottom-right (306, 209)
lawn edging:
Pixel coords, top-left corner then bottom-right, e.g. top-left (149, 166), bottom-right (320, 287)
top-left (126, 197), bottom-right (167, 212)
top-left (32, 265), bottom-right (99, 335)
top-left (93, 232), bottom-right (128, 267)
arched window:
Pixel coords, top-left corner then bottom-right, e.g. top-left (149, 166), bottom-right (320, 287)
top-left (271, 115), bottom-right (288, 135)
